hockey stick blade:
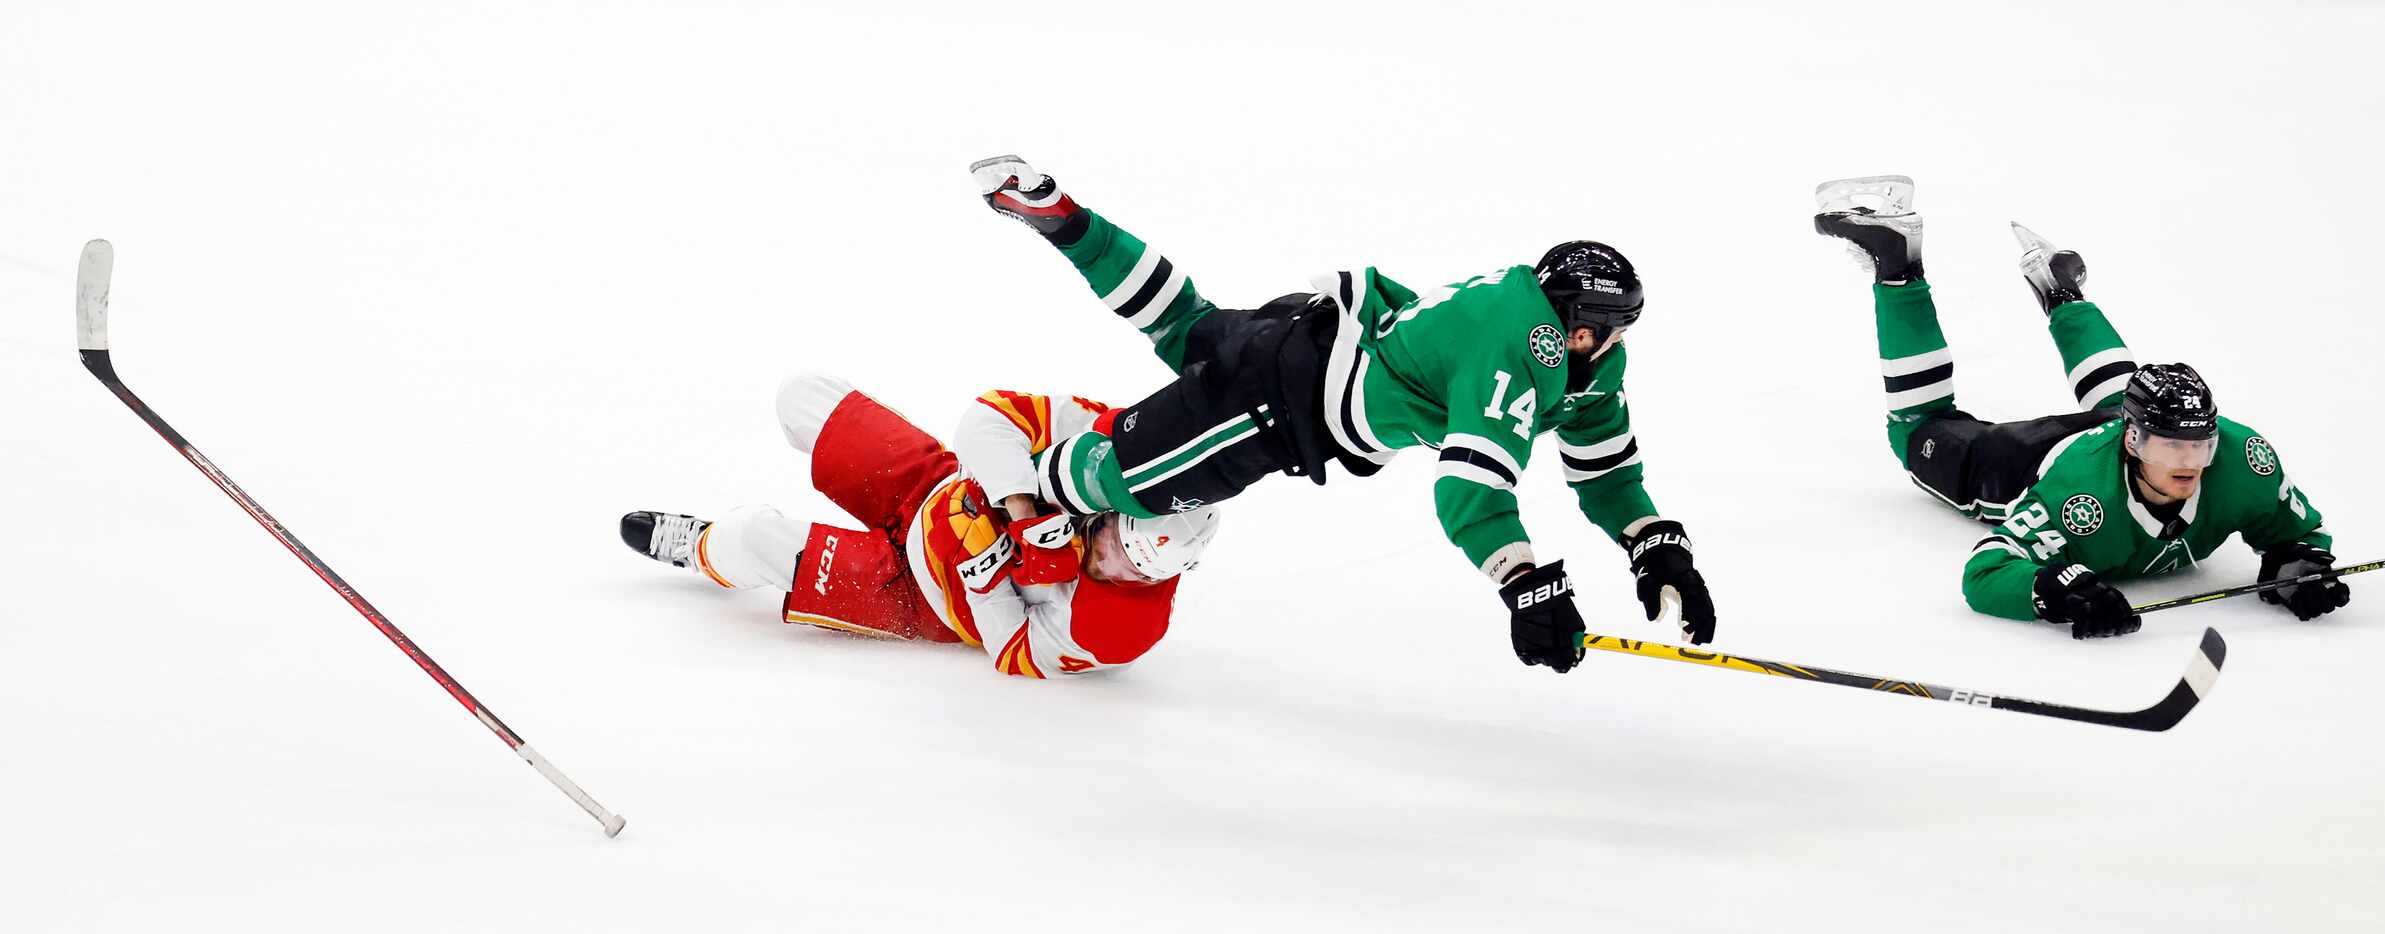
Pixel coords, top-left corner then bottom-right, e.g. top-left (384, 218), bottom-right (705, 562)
top-left (1576, 626), bottom-right (2226, 732)
top-left (75, 241), bottom-right (625, 836)
top-left (2132, 559), bottom-right (2381, 615)
top-left (78, 239), bottom-right (112, 353)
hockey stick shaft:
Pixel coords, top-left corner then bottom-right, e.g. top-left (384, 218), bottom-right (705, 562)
top-left (1573, 626), bottom-right (2225, 731)
top-left (74, 241), bottom-right (624, 836)
top-left (2131, 559), bottom-right (2381, 615)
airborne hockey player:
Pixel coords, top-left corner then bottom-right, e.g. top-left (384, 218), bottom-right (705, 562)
top-left (621, 373), bottom-right (1220, 677)
top-left (1813, 175), bottom-right (2347, 637)
top-left (970, 155), bottom-right (1717, 673)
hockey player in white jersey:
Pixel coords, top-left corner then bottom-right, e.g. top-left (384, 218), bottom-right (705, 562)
top-left (622, 374), bottom-right (1220, 678)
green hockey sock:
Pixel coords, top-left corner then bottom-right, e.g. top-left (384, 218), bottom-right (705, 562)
top-left (1053, 211), bottom-right (1216, 373)
top-left (1874, 279), bottom-right (1957, 462)
top-left (2045, 301), bottom-right (2136, 410)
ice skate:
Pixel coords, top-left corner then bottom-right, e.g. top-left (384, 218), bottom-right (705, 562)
top-left (970, 154), bottom-right (1083, 238)
top-left (620, 510), bottom-right (710, 569)
top-left (2011, 222), bottom-right (2089, 314)
top-left (1813, 174), bottom-right (1924, 283)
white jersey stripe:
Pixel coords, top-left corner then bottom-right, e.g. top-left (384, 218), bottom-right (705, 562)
top-left (1971, 539), bottom-right (2029, 561)
top-left (1347, 352), bottom-right (1394, 454)
top-left (1099, 249), bottom-right (1166, 311)
top-left (2078, 372), bottom-right (2134, 410)
top-left (1442, 432), bottom-right (1523, 478)
top-left (1559, 431), bottom-right (1634, 461)
top-left (1885, 377), bottom-right (1956, 410)
top-left (1881, 347), bottom-right (1954, 378)
top-left (1124, 262), bottom-right (1188, 330)
top-left (1562, 450), bottom-right (1642, 483)
top-left (2065, 347), bottom-right (2134, 390)
top-left (1437, 460), bottom-right (1514, 490)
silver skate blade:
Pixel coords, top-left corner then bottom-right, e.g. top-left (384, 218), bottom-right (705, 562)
top-left (2010, 221), bottom-right (2062, 277)
top-left (967, 154), bottom-right (1040, 194)
top-left (1814, 174), bottom-right (1915, 213)
top-left (2010, 221), bottom-right (2058, 254)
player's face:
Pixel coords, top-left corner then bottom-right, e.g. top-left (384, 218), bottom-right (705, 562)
top-left (1082, 517), bottom-right (1160, 587)
top-left (1567, 326), bottom-right (1627, 359)
top-left (2129, 428), bottom-right (2215, 501)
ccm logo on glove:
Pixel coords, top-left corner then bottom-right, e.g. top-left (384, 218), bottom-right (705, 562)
top-left (955, 534), bottom-right (1018, 593)
top-left (1014, 513), bottom-right (1074, 550)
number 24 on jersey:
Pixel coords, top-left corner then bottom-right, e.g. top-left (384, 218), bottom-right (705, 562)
top-left (2003, 502), bottom-right (2069, 560)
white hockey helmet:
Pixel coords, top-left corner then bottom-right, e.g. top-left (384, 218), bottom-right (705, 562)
top-left (1114, 507), bottom-right (1221, 581)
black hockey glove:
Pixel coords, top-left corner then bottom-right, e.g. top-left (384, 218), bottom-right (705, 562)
top-left (1624, 520), bottom-right (1716, 645)
top-left (2032, 563), bottom-right (2140, 639)
top-left (1499, 561), bottom-right (1586, 673)
top-left (2259, 543), bottom-right (2351, 621)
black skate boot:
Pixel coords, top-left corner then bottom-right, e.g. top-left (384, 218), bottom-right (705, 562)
top-left (620, 511), bottom-right (710, 569)
top-left (969, 154), bottom-right (1087, 242)
top-left (1813, 175), bottom-right (1924, 284)
top-left (2011, 222), bottom-right (2088, 315)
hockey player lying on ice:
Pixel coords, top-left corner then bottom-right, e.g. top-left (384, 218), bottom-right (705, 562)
top-left (620, 373), bottom-right (1221, 678)
top-left (1813, 175), bottom-right (2348, 639)
top-left (967, 155), bottom-right (1717, 676)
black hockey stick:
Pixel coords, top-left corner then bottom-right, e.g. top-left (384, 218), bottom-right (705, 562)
top-left (1575, 627), bottom-right (2225, 731)
top-left (2131, 559), bottom-right (2381, 615)
top-left (75, 240), bottom-right (625, 836)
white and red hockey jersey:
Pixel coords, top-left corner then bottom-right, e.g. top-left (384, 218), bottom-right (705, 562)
top-left (900, 390), bottom-right (1178, 677)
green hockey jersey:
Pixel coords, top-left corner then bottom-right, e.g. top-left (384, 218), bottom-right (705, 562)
top-left (1312, 266), bottom-right (1658, 579)
top-left (1963, 415), bottom-right (2330, 619)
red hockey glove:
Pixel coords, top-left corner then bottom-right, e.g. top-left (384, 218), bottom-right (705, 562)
top-left (954, 531), bottom-right (1017, 595)
top-left (1006, 512), bottom-right (1079, 586)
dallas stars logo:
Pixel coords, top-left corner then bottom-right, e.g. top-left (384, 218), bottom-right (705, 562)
top-left (1528, 324), bottom-right (1565, 368)
top-left (2060, 493), bottom-right (2104, 536)
top-left (2246, 436), bottom-right (2278, 476)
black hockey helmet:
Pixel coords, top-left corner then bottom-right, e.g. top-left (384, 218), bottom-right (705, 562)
top-left (2121, 363), bottom-right (2218, 440)
top-left (1534, 241), bottom-right (1643, 340)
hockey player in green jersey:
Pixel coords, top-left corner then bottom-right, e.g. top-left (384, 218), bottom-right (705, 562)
top-left (968, 155), bottom-right (1718, 672)
top-left (1813, 175), bottom-right (2348, 638)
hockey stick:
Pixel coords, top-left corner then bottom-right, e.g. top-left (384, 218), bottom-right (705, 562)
top-left (75, 240), bottom-right (626, 836)
top-left (1575, 626), bottom-right (2225, 731)
top-left (2131, 559), bottom-right (2381, 615)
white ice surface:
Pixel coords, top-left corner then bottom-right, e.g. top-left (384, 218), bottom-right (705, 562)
top-left (4, 2), bottom-right (2382, 931)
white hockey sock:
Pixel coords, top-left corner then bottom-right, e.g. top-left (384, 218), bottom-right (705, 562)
top-left (696, 504), bottom-right (807, 590)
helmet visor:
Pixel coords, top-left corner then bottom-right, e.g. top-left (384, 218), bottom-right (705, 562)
top-left (2132, 425), bottom-right (2217, 470)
